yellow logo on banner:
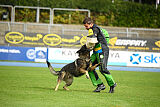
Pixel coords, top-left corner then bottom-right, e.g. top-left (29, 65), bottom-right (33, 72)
top-left (25, 34), bottom-right (43, 41)
top-left (5, 32), bottom-right (24, 44)
top-left (109, 37), bottom-right (117, 46)
top-left (43, 34), bottom-right (62, 46)
top-left (155, 40), bottom-right (160, 48)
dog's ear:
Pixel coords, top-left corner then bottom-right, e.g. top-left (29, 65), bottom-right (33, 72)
top-left (76, 45), bottom-right (90, 54)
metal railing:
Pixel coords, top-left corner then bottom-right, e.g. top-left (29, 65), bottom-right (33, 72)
top-left (0, 21), bottom-right (63, 34)
top-left (0, 5), bottom-right (90, 24)
top-left (1, 21), bottom-right (160, 38)
top-left (13, 6), bottom-right (52, 24)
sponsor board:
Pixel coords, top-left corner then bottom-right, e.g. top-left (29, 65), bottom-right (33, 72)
top-left (5, 31), bottom-right (160, 52)
top-left (109, 37), bottom-right (160, 52)
top-left (108, 51), bottom-right (127, 66)
top-left (128, 51), bottom-right (160, 67)
top-left (34, 47), bottom-right (47, 62)
top-left (48, 48), bottom-right (79, 63)
top-left (108, 50), bottom-right (160, 68)
top-left (0, 46), bottom-right (159, 68)
top-left (47, 48), bottom-right (160, 68)
top-left (0, 46), bottom-right (47, 62)
top-left (48, 48), bottom-right (127, 66)
top-left (0, 46), bottom-right (34, 61)
top-left (4, 31), bottom-right (86, 48)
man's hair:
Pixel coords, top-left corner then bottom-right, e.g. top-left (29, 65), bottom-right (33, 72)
top-left (83, 17), bottom-right (93, 24)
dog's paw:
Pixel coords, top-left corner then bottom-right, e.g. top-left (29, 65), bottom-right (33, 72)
top-left (54, 88), bottom-right (58, 91)
top-left (86, 73), bottom-right (89, 79)
top-left (86, 75), bottom-right (89, 79)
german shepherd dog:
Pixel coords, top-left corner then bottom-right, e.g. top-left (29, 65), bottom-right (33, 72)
top-left (46, 45), bottom-right (99, 91)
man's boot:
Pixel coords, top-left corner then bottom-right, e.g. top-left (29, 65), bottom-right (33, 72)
top-left (93, 83), bottom-right (106, 92)
top-left (108, 83), bottom-right (117, 93)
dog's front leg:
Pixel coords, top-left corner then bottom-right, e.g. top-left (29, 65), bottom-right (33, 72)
top-left (80, 68), bottom-right (89, 79)
top-left (90, 63), bottom-right (101, 71)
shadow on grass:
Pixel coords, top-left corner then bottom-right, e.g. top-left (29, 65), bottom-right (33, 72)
top-left (27, 86), bottom-right (101, 93)
top-left (27, 86), bottom-right (53, 91)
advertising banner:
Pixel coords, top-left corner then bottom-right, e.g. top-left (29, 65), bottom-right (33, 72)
top-left (48, 48), bottom-right (127, 66)
top-left (109, 50), bottom-right (160, 68)
top-left (108, 51), bottom-right (127, 66)
top-left (109, 37), bottom-right (160, 52)
top-left (4, 31), bottom-right (86, 48)
top-left (48, 48), bottom-right (160, 68)
top-left (48, 48), bottom-right (79, 63)
top-left (0, 46), bottom-right (47, 62)
top-left (34, 47), bottom-right (47, 62)
top-left (5, 31), bottom-right (160, 52)
top-left (0, 46), bottom-right (34, 61)
top-left (0, 46), bottom-right (159, 68)
top-left (128, 51), bottom-right (160, 67)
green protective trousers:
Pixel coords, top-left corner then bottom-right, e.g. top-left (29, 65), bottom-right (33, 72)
top-left (88, 52), bottom-right (115, 87)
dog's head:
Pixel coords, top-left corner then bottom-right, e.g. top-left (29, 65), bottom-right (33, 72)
top-left (76, 45), bottom-right (90, 61)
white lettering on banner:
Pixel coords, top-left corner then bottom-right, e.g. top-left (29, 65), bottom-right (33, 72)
top-left (9, 49), bottom-right (21, 53)
top-left (110, 52), bottom-right (120, 58)
top-left (0, 49), bottom-right (9, 53)
top-left (0, 48), bottom-right (21, 53)
top-left (108, 51), bottom-right (128, 63)
top-left (48, 48), bottom-right (79, 62)
top-left (116, 39), bottom-right (147, 46)
top-left (62, 50), bottom-right (77, 56)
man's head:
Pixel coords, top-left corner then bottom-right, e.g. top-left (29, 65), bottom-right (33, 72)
top-left (83, 17), bottom-right (94, 30)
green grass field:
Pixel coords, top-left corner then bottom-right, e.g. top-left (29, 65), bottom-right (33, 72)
top-left (0, 66), bottom-right (160, 107)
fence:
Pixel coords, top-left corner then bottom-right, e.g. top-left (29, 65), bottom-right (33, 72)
top-left (0, 5), bottom-right (160, 51)
top-left (0, 5), bottom-right (159, 39)
top-left (1, 21), bottom-right (160, 43)
top-left (13, 6), bottom-right (52, 24)
top-left (0, 22), bottom-right (160, 37)
top-left (0, 5), bottom-right (90, 24)
top-left (1, 21), bottom-right (155, 39)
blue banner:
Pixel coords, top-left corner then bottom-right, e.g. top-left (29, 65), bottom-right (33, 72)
top-left (0, 46), bottom-right (47, 62)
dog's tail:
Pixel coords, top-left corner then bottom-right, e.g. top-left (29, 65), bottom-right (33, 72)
top-left (46, 61), bottom-right (59, 76)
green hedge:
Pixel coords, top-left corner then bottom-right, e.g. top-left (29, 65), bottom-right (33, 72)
top-left (0, 0), bottom-right (159, 28)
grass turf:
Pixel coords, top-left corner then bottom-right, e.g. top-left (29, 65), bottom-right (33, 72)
top-left (0, 66), bottom-right (160, 107)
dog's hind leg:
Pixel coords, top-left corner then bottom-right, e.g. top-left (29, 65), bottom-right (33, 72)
top-left (63, 76), bottom-right (73, 91)
top-left (55, 78), bottom-right (61, 91)
top-left (55, 72), bottom-right (65, 91)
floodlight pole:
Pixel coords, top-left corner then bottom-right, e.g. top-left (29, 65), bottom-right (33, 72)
top-left (156, 0), bottom-right (159, 9)
top-left (37, 0), bottom-right (40, 23)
